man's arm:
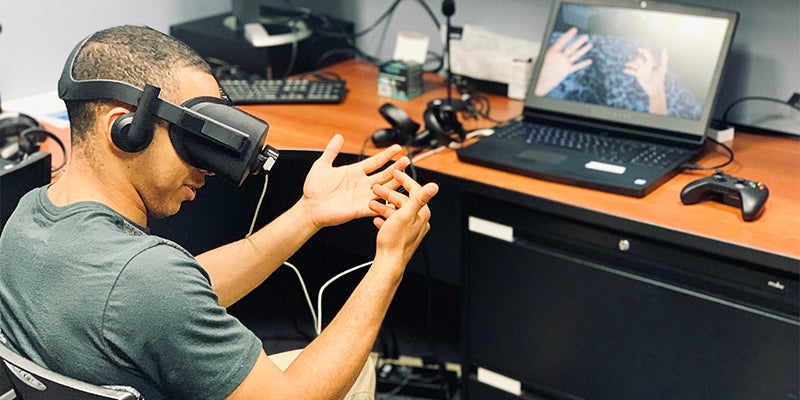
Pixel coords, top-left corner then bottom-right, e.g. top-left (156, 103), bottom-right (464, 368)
top-left (196, 134), bottom-right (407, 308)
top-left (193, 200), bottom-right (318, 308)
top-left (226, 169), bottom-right (439, 399)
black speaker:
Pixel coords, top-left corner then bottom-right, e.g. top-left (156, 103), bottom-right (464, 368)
top-left (170, 6), bottom-right (355, 79)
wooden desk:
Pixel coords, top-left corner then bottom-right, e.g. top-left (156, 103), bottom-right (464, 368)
top-left (242, 61), bottom-right (799, 399)
top-left (242, 59), bottom-right (800, 262)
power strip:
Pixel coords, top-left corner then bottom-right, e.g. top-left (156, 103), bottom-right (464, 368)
top-left (376, 363), bottom-right (458, 399)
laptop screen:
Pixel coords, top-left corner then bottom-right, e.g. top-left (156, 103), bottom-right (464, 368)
top-left (525, 0), bottom-right (738, 143)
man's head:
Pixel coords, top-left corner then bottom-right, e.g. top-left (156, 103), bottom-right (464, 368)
top-left (61, 25), bottom-right (274, 191)
top-left (64, 25), bottom-right (211, 146)
top-left (59, 25), bottom-right (223, 221)
top-left (57, 26), bottom-right (275, 222)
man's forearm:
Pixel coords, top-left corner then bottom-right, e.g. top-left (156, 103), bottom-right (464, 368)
top-left (196, 200), bottom-right (319, 307)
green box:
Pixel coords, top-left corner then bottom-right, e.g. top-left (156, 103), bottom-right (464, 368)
top-left (378, 60), bottom-right (423, 100)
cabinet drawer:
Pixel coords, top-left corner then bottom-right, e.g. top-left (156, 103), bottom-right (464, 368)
top-left (462, 193), bottom-right (800, 400)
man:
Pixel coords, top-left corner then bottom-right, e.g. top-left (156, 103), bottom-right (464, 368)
top-left (0, 25), bottom-right (438, 399)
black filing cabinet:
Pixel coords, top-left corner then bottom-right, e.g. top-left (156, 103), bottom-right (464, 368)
top-left (461, 192), bottom-right (799, 400)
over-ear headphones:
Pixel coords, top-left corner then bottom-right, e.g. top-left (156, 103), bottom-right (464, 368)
top-left (110, 112), bottom-right (139, 151)
top-left (371, 101), bottom-right (467, 149)
top-left (420, 99), bottom-right (466, 147)
top-left (58, 35), bottom-right (279, 187)
top-left (108, 83), bottom-right (161, 153)
top-left (0, 112), bottom-right (67, 172)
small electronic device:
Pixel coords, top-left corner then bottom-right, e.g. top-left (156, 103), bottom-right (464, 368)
top-left (1, 152), bottom-right (51, 232)
top-left (680, 171), bottom-right (769, 221)
top-left (219, 79), bottom-right (346, 105)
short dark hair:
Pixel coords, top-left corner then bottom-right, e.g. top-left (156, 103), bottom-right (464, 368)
top-left (64, 25), bottom-right (211, 143)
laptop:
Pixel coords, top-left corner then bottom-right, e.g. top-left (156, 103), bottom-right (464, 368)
top-left (456, 0), bottom-right (738, 197)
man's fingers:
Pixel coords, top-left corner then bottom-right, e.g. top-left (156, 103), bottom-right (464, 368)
top-left (369, 156), bottom-right (410, 188)
top-left (318, 134), bottom-right (345, 165)
top-left (359, 144), bottom-right (403, 174)
top-left (381, 170), bottom-right (439, 211)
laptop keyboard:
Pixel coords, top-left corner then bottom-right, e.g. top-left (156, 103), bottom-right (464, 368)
top-left (494, 122), bottom-right (689, 169)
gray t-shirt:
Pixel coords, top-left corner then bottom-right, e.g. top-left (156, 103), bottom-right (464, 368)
top-left (0, 187), bottom-right (262, 399)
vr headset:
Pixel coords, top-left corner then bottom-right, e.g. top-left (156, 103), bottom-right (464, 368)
top-left (57, 36), bottom-right (278, 187)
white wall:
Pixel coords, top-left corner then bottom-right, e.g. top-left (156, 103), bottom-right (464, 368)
top-left (3, 0), bottom-right (798, 120)
top-left (275, 0), bottom-right (800, 120)
top-left (0, 1), bottom-right (230, 101)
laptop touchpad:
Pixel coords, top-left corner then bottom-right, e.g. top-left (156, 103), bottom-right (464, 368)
top-left (515, 149), bottom-right (568, 164)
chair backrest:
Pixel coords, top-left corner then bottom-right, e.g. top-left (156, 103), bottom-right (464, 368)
top-left (0, 345), bottom-right (140, 400)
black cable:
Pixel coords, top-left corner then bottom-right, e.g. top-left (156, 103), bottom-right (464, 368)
top-left (721, 95), bottom-right (797, 126)
top-left (680, 136), bottom-right (734, 171)
top-left (446, 74), bottom-right (503, 124)
top-left (405, 144), bottom-right (419, 181)
top-left (426, 50), bottom-right (445, 74)
top-left (280, 16), bottom-right (302, 78)
top-left (417, 0), bottom-right (442, 31)
top-left (374, 4), bottom-right (397, 65)
top-left (310, 0), bottom-right (444, 71)
top-left (355, 0), bottom-right (403, 38)
top-left (358, 137), bottom-right (370, 162)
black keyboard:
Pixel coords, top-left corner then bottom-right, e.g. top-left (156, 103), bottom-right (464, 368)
top-left (219, 79), bottom-right (347, 105)
top-left (495, 122), bottom-right (689, 168)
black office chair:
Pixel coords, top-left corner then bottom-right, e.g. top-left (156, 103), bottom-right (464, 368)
top-left (0, 344), bottom-right (142, 400)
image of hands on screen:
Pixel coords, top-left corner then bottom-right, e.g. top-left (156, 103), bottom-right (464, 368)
top-left (534, 27), bottom-right (594, 97)
top-left (531, 4), bottom-right (730, 121)
top-left (534, 26), bottom-right (680, 117)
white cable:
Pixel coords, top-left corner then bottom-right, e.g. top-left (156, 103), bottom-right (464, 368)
top-left (282, 261), bottom-right (318, 331)
top-left (411, 145), bottom-right (447, 163)
top-left (244, 170), bottom-right (375, 336)
top-left (247, 174), bottom-right (270, 237)
top-left (465, 128), bottom-right (494, 140)
top-left (316, 260), bottom-right (374, 335)
top-left (409, 128), bottom-right (494, 164)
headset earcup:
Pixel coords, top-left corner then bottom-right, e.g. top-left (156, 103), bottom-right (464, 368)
top-left (371, 128), bottom-right (399, 148)
top-left (0, 113), bottom-right (40, 138)
top-left (110, 112), bottom-right (151, 152)
top-left (372, 103), bottom-right (421, 147)
top-left (1, 113), bottom-right (43, 161)
top-left (420, 105), bottom-right (446, 147)
top-left (18, 128), bottom-right (40, 154)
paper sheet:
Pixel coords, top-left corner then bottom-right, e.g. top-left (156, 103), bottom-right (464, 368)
top-left (449, 24), bottom-right (540, 96)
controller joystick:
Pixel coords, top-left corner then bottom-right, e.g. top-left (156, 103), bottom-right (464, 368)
top-left (680, 172), bottom-right (769, 221)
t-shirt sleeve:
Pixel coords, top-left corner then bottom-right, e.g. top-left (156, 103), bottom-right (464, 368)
top-left (102, 243), bottom-right (262, 399)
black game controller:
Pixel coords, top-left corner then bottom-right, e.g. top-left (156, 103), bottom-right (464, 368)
top-left (680, 172), bottom-right (769, 221)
